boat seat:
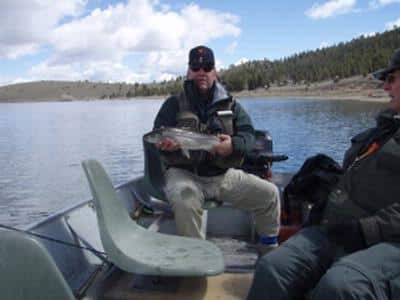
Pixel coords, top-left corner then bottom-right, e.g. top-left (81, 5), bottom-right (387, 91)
top-left (142, 133), bottom-right (167, 201)
top-left (81, 159), bottom-right (225, 277)
top-left (0, 229), bottom-right (75, 300)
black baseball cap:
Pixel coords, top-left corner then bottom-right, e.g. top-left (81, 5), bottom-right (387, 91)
top-left (188, 45), bottom-right (215, 67)
top-left (373, 48), bottom-right (400, 81)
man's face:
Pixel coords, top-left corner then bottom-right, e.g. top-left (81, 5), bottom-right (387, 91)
top-left (384, 70), bottom-right (400, 112)
top-left (187, 64), bottom-right (217, 95)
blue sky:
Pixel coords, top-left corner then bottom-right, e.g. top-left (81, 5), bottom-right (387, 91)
top-left (0, 0), bottom-right (399, 86)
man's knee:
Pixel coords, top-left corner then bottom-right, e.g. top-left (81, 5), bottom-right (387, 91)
top-left (312, 264), bottom-right (373, 299)
top-left (257, 249), bottom-right (284, 274)
top-left (258, 181), bottom-right (280, 213)
top-left (251, 179), bottom-right (280, 205)
top-left (262, 177), bottom-right (279, 194)
top-left (247, 249), bottom-right (292, 300)
top-left (268, 183), bottom-right (280, 207)
top-left (174, 194), bottom-right (201, 212)
top-left (166, 183), bottom-right (201, 210)
top-left (258, 182), bottom-right (280, 218)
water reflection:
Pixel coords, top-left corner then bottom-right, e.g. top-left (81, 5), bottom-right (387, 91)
top-left (0, 98), bottom-right (387, 226)
top-left (0, 100), bottom-right (161, 227)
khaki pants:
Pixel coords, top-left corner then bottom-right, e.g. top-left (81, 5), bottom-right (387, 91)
top-left (164, 167), bottom-right (280, 239)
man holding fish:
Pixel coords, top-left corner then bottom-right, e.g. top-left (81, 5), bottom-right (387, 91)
top-left (151, 45), bottom-right (280, 254)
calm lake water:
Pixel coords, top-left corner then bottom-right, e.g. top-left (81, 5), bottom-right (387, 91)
top-left (0, 98), bottom-right (386, 227)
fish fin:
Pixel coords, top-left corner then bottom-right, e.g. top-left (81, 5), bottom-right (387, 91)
top-left (182, 149), bottom-right (190, 159)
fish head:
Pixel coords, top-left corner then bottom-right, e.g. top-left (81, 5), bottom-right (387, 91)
top-left (143, 129), bottom-right (163, 144)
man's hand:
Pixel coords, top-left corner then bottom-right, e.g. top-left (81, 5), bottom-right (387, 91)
top-left (325, 220), bottom-right (366, 252)
top-left (156, 137), bottom-right (180, 152)
top-left (212, 134), bottom-right (233, 157)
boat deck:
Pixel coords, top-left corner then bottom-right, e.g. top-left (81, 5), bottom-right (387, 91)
top-left (102, 270), bottom-right (253, 300)
top-left (1, 172), bottom-right (294, 300)
top-left (84, 172), bottom-right (293, 300)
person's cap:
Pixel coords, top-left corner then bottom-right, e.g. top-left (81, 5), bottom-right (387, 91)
top-left (189, 45), bottom-right (215, 67)
top-left (373, 48), bottom-right (400, 81)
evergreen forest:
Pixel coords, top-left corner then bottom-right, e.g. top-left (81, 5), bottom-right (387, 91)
top-left (129, 28), bottom-right (400, 97)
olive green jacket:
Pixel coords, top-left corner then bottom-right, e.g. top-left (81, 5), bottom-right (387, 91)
top-left (327, 109), bottom-right (400, 246)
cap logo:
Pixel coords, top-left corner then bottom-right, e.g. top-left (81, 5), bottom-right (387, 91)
top-left (198, 48), bottom-right (204, 63)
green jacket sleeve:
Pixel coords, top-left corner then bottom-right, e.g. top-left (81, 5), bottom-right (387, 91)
top-left (231, 101), bottom-right (255, 157)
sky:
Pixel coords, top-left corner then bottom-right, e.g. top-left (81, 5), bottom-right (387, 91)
top-left (0, 0), bottom-right (399, 86)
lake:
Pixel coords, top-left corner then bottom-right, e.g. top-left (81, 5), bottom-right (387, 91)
top-left (0, 98), bottom-right (386, 227)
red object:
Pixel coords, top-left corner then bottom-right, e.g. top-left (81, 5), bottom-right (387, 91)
top-left (279, 225), bottom-right (301, 243)
top-left (261, 165), bottom-right (301, 243)
top-left (264, 167), bottom-right (272, 179)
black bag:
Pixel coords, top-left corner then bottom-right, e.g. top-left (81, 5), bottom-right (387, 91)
top-left (283, 154), bottom-right (344, 225)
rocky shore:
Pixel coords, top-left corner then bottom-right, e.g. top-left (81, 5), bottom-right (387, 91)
top-left (233, 75), bottom-right (388, 103)
top-left (0, 75), bottom-right (389, 103)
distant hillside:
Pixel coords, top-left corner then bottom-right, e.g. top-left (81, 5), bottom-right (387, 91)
top-left (220, 27), bottom-right (400, 91)
top-left (0, 80), bottom-right (178, 102)
top-left (0, 27), bottom-right (399, 102)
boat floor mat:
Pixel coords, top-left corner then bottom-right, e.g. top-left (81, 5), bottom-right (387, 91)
top-left (130, 275), bottom-right (181, 292)
top-left (102, 273), bottom-right (253, 300)
top-left (208, 237), bottom-right (258, 273)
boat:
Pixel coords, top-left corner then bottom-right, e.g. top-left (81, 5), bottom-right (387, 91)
top-left (0, 130), bottom-right (302, 300)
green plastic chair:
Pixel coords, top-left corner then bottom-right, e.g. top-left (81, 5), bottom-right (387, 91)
top-left (142, 133), bottom-right (167, 200)
top-left (81, 159), bottom-right (225, 276)
top-left (0, 229), bottom-right (75, 300)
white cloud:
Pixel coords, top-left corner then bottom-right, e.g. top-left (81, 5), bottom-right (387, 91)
top-left (369, 0), bottom-right (400, 8)
top-left (180, 4), bottom-right (240, 47)
top-left (226, 41), bottom-right (238, 55)
top-left (141, 49), bottom-right (188, 81)
top-left (49, 0), bottom-right (240, 75)
top-left (0, 44), bottom-right (40, 60)
top-left (0, 74), bottom-right (17, 86)
top-left (358, 31), bottom-right (377, 38)
top-left (27, 60), bottom-right (149, 83)
top-left (385, 17), bottom-right (400, 29)
top-left (82, 61), bottom-right (150, 83)
top-left (213, 59), bottom-right (225, 71)
top-left (0, 0), bottom-right (86, 58)
top-left (158, 73), bottom-right (176, 82)
top-left (235, 57), bottom-right (249, 66)
top-left (29, 62), bottom-right (82, 81)
top-left (305, 0), bottom-right (357, 19)
top-left (0, 75), bottom-right (35, 86)
top-left (319, 41), bottom-right (331, 48)
top-left (378, 0), bottom-right (400, 3)
top-left (4, 0), bottom-right (241, 83)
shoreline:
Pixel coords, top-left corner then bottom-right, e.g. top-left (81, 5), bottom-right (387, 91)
top-left (0, 92), bottom-right (388, 104)
top-left (0, 76), bottom-right (389, 104)
top-left (232, 77), bottom-right (389, 103)
top-left (233, 91), bottom-right (389, 103)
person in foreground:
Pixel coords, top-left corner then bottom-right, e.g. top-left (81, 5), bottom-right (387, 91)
top-left (247, 48), bottom-right (400, 300)
top-left (153, 45), bottom-right (280, 254)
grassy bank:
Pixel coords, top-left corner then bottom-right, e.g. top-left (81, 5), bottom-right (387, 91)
top-left (0, 75), bottom-right (389, 103)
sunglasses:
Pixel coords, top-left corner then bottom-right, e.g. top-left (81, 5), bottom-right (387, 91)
top-left (386, 73), bottom-right (400, 84)
top-left (189, 62), bottom-right (214, 72)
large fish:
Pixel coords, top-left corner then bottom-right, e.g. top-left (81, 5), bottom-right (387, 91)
top-left (144, 127), bottom-right (220, 158)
